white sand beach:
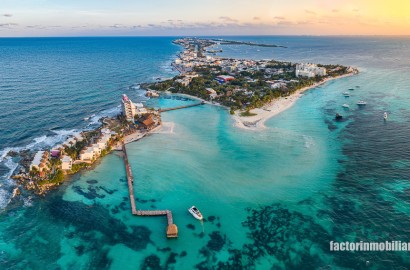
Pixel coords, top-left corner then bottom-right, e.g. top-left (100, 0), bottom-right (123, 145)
top-left (232, 73), bottom-right (356, 130)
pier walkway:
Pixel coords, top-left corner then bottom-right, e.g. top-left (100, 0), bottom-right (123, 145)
top-left (122, 143), bottom-right (178, 238)
top-left (159, 101), bottom-right (204, 112)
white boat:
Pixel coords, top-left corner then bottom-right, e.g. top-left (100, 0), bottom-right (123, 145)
top-left (357, 100), bottom-right (367, 106)
top-left (342, 104), bottom-right (350, 108)
top-left (384, 112), bottom-right (388, 120)
top-left (343, 92), bottom-right (350, 97)
top-left (188, 206), bottom-right (203, 220)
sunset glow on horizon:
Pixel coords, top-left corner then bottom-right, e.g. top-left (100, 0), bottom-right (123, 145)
top-left (1, 0), bottom-right (410, 36)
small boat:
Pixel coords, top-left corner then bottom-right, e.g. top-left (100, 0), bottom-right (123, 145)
top-left (343, 92), bottom-right (350, 97)
top-left (342, 104), bottom-right (350, 108)
top-left (348, 88), bottom-right (355, 91)
top-left (188, 206), bottom-right (203, 220)
top-left (357, 100), bottom-right (367, 106)
top-left (335, 113), bottom-right (343, 120)
top-left (384, 112), bottom-right (388, 120)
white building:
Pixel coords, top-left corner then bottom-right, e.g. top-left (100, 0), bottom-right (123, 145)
top-left (206, 88), bottom-right (217, 99)
top-left (122, 94), bottom-right (137, 122)
top-left (30, 151), bottom-right (49, 172)
top-left (79, 147), bottom-right (94, 161)
top-left (296, 63), bottom-right (327, 78)
top-left (61, 155), bottom-right (72, 170)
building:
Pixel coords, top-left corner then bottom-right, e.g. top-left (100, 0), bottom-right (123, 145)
top-left (141, 115), bottom-right (155, 130)
top-left (215, 75), bottom-right (235, 83)
top-left (50, 145), bottom-right (62, 158)
top-left (79, 147), bottom-right (94, 161)
top-left (122, 94), bottom-right (137, 122)
top-left (206, 88), bottom-right (217, 99)
top-left (61, 155), bottom-right (72, 170)
top-left (296, 63), bottom-right (327, 78)
top-left (30, 151), bottom-right (50, 176)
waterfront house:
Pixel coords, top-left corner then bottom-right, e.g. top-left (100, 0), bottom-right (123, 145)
top-left (79, 147), bottom-right (94, 161)
top-left (61, 155), bottom-right (72, 170)
top-left (30, 151), bottom-right (50, 177)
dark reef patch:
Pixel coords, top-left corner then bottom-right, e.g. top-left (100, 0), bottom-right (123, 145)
top-left (47, 198), bottom-right (152, 252)
top-left (206, 231), bottom-right (225, 252)
top-left (141, 255), bottom-right (162, 270)
top-left (99, 186), bottom-right (117, 195)
top-left (72, 185), bottom-right (105, 200)
top-left (186, 224), bottom-right (195, 230)
top-left (180, 251), bottom-right (187, 257)
top-left (86, 179), bottom-right (98, 184)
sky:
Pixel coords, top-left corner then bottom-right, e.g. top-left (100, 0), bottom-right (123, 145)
top-left (1, 0), bottom-right (410, 37)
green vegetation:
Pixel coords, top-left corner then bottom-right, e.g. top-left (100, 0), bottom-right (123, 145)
top-left (69, 163), bottom-right (88, 174)
top-left (240, 109), bottom-right (257, 117)
top-left (39, 169), bottom-right (64, 186)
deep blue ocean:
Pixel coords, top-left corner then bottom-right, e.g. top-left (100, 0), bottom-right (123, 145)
top-left (1, 36), bottom-right (410, 269)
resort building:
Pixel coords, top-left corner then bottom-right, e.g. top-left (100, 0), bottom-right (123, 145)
top-left (61, 155), bottom-right (72, 170)
top-left (50, 145), bottom-right (62, 158)
top-left (79, 147), bottom-right (94, 161)
top-left (296, 63), bottom-right (327, 78)
top-left (30, 151), bottom-right (50, 175)
top-left (122, 94), bottom-right (137, 122)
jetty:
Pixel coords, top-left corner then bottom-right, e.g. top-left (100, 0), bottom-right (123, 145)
top-left (121, 143), bottom-right (178, 238)
top-left (159, 101), bottom-right (204, 112)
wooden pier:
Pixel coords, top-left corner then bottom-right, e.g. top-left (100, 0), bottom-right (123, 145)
top-left (122, 143), bottom-right (178, 238)
top-left (159, 101), bottom-right (204, 112)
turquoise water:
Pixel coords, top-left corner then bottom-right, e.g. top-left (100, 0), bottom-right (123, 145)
top-left (1, 37), bottom-right (410, 269)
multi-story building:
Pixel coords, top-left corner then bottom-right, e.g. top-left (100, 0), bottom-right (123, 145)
top-left (61, 155), bottom-right (72, 170)
top-left (296, 63), bottom-right (327, 78)
top-left (122, 94), bottom-right (137, 122)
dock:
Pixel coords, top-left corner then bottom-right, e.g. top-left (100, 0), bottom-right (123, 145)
top-left (159, 101), bottom-right (204, 112)
top-left (122, 143), bottom-right (178, 238)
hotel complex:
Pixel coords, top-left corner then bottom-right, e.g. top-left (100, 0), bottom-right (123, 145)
top-left (122, 94), bottom-right (137, 122)
top-left (295, 63), bottom-right (327, 78)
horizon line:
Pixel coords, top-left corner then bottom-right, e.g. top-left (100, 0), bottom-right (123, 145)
top-left (1, 34), bottom-right (410, 39)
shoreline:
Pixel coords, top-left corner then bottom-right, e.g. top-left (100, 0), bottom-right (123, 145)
top-left (232, 72), bottom-right (356, 131)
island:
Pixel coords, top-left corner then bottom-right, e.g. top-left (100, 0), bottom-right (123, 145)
top-left (8, 37), bottom-right (358, 196)
top-left (145, 37), bottom-right (358, 129)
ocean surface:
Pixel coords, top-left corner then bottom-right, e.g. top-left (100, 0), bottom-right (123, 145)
top-left (1, 36), bottom-right (410, 269)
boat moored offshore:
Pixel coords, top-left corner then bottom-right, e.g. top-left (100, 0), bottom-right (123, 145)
top-left (357, 100), bottom-right (367, 106)
top-left (188, 206), bottom-right (203, 220)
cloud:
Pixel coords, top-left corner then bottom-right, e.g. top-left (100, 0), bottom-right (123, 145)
top-left (352, 9), bottom-right (360, 12)
top-left (3, 14), bottom-right (12, 17)
top-left (219, 16), bottom-right (238, 23)
top-left (0, 23), bottom-right (18, 27)
top-left (110, 24), bottom-right (124, 28)
top-left (273, 16), bottom-right (286, 20)
top-left (253, 17), bottom-right (260, 20)
top-left (332, 9), bottom-right (339, 13)
top-left (305, 10), bottom-right (316, 15)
